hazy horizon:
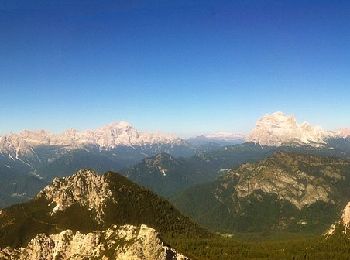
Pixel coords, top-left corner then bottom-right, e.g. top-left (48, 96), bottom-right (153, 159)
top-left (0, 111), bottom-right (348, 139)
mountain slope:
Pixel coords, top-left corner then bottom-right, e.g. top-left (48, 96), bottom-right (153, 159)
top-left (173, 152), bottom-right (350, 233)
top-left (124, 142), bottom-right (350, 198)
top-left (123, 143), bottom-right (277, 198)
top-left (124, 152), bottom-right (222, 197)
top-left (0, 169), bottom-right (208, 250)
top-left (0, 154), bottom-right (46, 208)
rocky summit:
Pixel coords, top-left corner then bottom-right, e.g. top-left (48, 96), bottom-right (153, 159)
top-left (37, 169), bottom-right (113, 221)
top-left (248, 112), bottom-right (330, 146)
top-left (0, 224), bottom-right (187, 260)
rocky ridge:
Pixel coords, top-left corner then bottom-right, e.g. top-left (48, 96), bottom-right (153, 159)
top-left (0, 121), bottom-right (183, 158)
top-left (0, 224), bottom-right (188, 260)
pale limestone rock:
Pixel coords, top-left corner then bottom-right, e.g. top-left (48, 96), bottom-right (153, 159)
top-left (341, 202), bottom-right (350, 228)
top-left (326, 202), bottom-right (350, 235)
top-left (37, 169), bottom-right (113, 221)
top-left (220, 153), bottom-right (345, 210)
top-left (0, 121), bottom-right (183, 158)
top-left (248, 111), bottom-right (330, 146)
top-left (0, 225), bottom-right (188, 260)
top-left (234, 169), bottom-right (329, 209)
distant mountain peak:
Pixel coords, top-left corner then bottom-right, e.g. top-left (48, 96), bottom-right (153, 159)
top-left (337, 128), bottom-right (350, 138)
top-left (188, 132), bottom-right (245, 146)
top-left (203, 132), bottom-right (245, 140)
top-left (143, 152), bottom-right (179, 172)
top-left (248, 111), bottom-right (330, 146)
top-left (107, 120), bottom-right (133, 128)
top-left (153, 152), bottom-right (174, 161)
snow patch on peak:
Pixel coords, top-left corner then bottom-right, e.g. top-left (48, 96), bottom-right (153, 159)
top-left (248, 112), bottom-right (329, 146)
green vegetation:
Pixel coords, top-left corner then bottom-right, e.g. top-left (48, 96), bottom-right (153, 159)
top-left (123, 144), bottom-right (276, 198)
top-left (103, 172), bottom-right (208, 237)
top-left (0, 171), bottom-right (208, 248)
top-left (173, 152), bottom-right (350, 234)
top-left (166, 231), bottom-right (350, 260)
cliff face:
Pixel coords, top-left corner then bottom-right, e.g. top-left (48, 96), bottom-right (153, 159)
top-left (0, 224), bottom-right (188, 260)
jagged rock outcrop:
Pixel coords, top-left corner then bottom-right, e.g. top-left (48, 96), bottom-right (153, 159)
top-left (37, 169), bottom-right (113, 220)
top-left (0, 224), bottom-right (188, 260)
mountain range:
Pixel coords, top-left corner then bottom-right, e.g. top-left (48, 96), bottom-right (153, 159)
top-left (1, 112), bottom-right (350, 209)
top-left (1, 112), bottom-right (349, 159)
top-left (1, 113), bottom-right (350, 258)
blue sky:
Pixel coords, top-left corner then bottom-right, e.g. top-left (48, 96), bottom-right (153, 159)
top-left (0, 0), bottom-right (349, 136)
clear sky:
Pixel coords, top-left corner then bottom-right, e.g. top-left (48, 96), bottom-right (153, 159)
top-left (0, 0), bottom-right (349, 136)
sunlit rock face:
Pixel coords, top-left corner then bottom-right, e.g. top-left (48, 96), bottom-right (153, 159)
top-left (0, 121), bottom-right (183, 157)
top-left (219, 152), bottom-right (347, 209)
top-left (0, 224), bottom-right (188, 260)
top-left (37, 169), bottom-right (113, 221)
top-left (248, 112), bottom-right (330, 146)
top-left (326, 201), bottom-right (350, 235)
top-left (341, 202), bottom-right (350, 228)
